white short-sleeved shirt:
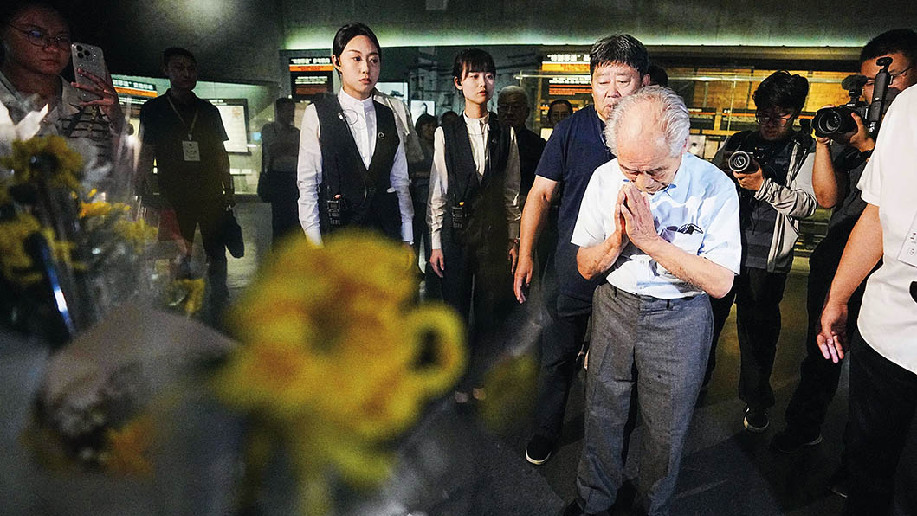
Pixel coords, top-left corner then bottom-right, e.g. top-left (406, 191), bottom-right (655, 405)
top-left (856, 84), bottom-right (917, 373)
top-left (572, 152), bottom-right (741, 299)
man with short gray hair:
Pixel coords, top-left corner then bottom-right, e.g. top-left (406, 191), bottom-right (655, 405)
top-left (565, 86), bottom-right (741, 515)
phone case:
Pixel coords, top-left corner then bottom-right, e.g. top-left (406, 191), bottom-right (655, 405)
top-left (71, 43), bottom-right (108, 102)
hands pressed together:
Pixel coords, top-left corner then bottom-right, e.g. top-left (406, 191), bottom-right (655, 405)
top-left (618, 183), bottom-right (659, 251)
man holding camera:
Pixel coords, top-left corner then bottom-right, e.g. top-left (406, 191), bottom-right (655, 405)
top-left (709, 71), bottom-right (816, 433)
top-left (773, 30), bottom-right (917, 466)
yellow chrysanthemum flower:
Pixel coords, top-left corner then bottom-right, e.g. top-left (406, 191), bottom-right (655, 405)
top-left (114, 218), bottom-right (157, 252)
top-left (0, 212), bottom-right (63, 285)
top-left (0, 135), bottom-right (83, 193)
top-left (167, 279), bottom-right (205, 316)
top-left (213, 230), bottom-right (466, 514)
top-left (79, 201), bottom-right (115, 218)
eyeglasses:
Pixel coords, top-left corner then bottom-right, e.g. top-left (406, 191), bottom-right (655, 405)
top-left (865, 66), bottom-right (913, 87)
top-left (755, 112), bottom-right (795, 125)
top-left (7, 24), bottom-right (71, 50)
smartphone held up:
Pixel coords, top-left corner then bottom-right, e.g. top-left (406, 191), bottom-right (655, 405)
top-left (71, 42), bottom-right (109, 102)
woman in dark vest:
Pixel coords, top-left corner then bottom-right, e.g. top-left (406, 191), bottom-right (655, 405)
top-left (296, 23), bottom-right (413, 245)
top-left (428, 48), bottom-right (522, 403)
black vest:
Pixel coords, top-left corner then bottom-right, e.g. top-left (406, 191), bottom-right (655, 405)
top-left (441, 114), bottom-right (511, 248)
top-left (313, 96), bottom-right (401, 239)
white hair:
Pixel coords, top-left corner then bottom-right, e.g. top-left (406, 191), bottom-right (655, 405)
top-left (604, 86), bottom-right (690, 158)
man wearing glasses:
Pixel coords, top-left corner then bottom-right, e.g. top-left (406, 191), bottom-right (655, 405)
top-left (709, 71), bottom-right (816, 433)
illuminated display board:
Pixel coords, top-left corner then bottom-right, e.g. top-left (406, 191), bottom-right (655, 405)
top-left (289, 57), bottom-right (334, 100)
top-left (209, 99), bottom-right (250, 154)
top-left (541, 54), bottom-right (590, 74)
top-left (113, 78), bottom-right (157, 99)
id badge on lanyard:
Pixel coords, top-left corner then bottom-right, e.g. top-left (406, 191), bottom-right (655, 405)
top-left (167, 94), bottom-right (201, 162)
top-left (182, 139), bottom-right (201, 162)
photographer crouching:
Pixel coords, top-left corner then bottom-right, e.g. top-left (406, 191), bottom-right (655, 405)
top-left (709, 71), bottom-right (817, 432)
top-left (772, 29), bottom-right (917, 497)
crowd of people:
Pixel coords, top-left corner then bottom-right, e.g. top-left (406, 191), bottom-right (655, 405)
top-left (2, 1), bottom-right (917, 514)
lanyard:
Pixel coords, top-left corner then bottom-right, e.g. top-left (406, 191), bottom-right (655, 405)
top-left (166, 93), bottom-right (199, 141)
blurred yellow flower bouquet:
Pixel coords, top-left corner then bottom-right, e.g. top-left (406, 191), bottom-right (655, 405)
top-left (1, 99), bottom-right (468, 515)
top-left (0, 101), bottom-right (202, 477)
top-left (213, 231), bottom-right (466, 515)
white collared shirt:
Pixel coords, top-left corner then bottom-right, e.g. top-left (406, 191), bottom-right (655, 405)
top-left (856, 84), bottom-right (917, 373)
top-left (296, 89), bottom-right (413, 245)
top-left (427, 112), bottom-right (522, 249)
top-left (572, 153), bottom-right (741, 299)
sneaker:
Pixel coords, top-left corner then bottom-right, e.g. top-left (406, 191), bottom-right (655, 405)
top-left (771, 428), bottom-right (823, 453)
top-left (525, 435), bottom-right (555, 465)
top-left (743, 406), bottom-right (769, 433)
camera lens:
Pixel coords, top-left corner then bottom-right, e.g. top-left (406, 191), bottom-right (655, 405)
top-left (728, 151), bottom-right (754, 172)
top-left (817, 111), bottom-right (843, 133)
top-left (813, 106), bottom-right (858, 138)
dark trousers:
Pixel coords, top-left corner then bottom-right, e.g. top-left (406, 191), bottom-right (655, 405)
top-left (710, 267), bottom-right (787, 409)
top-left (784, 230), bottom-right (864, 437)
top-left (577, 285), bottom-right (711, 515)
top-left (171, 195), bottom-right (230, 329)
top-left (268, 173), bottom-right (300, 245)
top-left (440, 238), bottom-right (512, 391)
top-left (172, 197), bottom-right (226, 265)
top-left (532, 287), bottom-right (591, 442)
top-left (845, 334), bottom-right (917, 516)
top-left (411, 180), bottom-right (431, 263)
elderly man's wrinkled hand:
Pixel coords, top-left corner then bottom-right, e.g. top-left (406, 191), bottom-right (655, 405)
top-left (620, 184), bottom-right (658, 251)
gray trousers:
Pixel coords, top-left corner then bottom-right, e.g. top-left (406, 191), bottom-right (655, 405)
top-left (576, 283), bottom-right (712, 515)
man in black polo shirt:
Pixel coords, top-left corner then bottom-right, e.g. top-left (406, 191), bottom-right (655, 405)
top-left (139, 47), bottom-right (234, 273)
top-left (513, 34), bottom-right (649, 466)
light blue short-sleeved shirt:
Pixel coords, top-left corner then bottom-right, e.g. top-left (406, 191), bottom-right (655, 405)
top-left (572, 152), bottom-right (741, 299)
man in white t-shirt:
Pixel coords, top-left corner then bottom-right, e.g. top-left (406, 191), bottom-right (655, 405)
top-left (564, 87), bottom-right (740, 515)
top-left (817, 83), bottom-right (917, 515)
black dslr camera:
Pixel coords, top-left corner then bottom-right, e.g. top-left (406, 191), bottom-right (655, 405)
top-left (811, 75), bottom-right (868, 138)
top-left (812, 56), bottom-right (893, 139)
top-left (727, 150), bottom-right (759, 173)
